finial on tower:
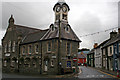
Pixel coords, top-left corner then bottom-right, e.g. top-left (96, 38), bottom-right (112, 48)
top-left (8, 14), bottom-right (14, 24)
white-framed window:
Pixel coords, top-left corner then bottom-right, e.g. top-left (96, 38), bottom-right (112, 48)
top-left (103, 49), bottom-right (105, 55)
top-left (4, 60), bottom-right (7, 66)
top-left (12, 41), bottom-right (15, 52)
top-left (28, 45), bottom-right (32, 54)
top-left (8, 41), bottom-right (11, 52)
top-left (47, 42), bottom-right (51, 52)
top-left (67, 42), bottom-right (70, 54)
top-left (22, 46), bottom-right (26, 55)
top-left (114, 45), bottom-right (117, 54)
top-left (35, 44), bottom-right (38, 54)
top-left (110, 46), bottom-right (112, 54)
top-left (4, 44), bottom-right (7, 53)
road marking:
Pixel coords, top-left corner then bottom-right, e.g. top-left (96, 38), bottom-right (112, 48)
top-left (88, 67), bottom-right (120, 79)
top-left (97, 69), bottom-right (120, 79)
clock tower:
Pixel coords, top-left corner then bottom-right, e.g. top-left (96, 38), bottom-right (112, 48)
top-left (53, 0), bottom-right (70, 23)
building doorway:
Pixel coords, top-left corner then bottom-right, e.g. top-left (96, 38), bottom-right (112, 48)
top-left (44, 61), bottom-right (48, 71)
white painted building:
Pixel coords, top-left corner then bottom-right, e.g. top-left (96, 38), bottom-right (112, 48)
top-left (94, 46), bottom-right (102, 68)
top-left (107, 45), bottom-right (114, 71)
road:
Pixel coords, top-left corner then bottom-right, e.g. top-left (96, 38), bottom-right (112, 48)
top-left (1, 66), bottom-right (120, 80)
top-left (76, 66), bottom-right (119, 80)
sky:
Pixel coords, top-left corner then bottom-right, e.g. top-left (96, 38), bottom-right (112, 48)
top-left (0, 0), bottom-right (120, 49)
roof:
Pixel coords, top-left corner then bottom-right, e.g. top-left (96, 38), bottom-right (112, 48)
top-left (2, 24), bottom-right (41, 41)
top-left (21, 29), bottom-right (49, 44)
top-left (53, 0), bottom-right (70, 11)
top-left (103, 34), bottom-right (120, 48)
top-left (95, 38), bottom-right (110, 49)
top-left (14, 24), bottom-right (41, 37)
top-left (41, 23), bottom-right (81, 42)
top-left (78, 48), bottom-right (90, 52)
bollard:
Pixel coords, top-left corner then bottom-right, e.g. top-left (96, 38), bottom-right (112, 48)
top-left (117, 70), bottom-right (119, 78)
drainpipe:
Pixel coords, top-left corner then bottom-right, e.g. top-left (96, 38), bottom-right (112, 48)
top-left (58, 19), bottom-right (61, 74)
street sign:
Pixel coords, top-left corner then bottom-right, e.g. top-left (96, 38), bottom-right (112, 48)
top-left (73, 57), bottom-right (77, 62)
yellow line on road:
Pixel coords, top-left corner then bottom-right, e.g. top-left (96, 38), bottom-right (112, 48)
top-left (97, 70), bottom-right (120, 79)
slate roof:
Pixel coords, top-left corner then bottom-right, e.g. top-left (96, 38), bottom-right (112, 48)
top-left (53, 0), bottom-right (70, 11)
top-left (103, 34), bottom-right (120, 48)
top-left (95, 38), bottom-right (110, 49)
top-left (22, 29), bottom-right (48, 44)
top-left (10, 21), bottom-right (81, 45)
top-left (2, 24), bottom-right (41, 41)
top-left (41, 23), bottom-right (81, 42)
top-left (14, 25), bottom-right (41, 37)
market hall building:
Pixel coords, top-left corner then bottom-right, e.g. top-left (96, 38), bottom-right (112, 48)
top-left (2, 0), bottom-right (81, 74)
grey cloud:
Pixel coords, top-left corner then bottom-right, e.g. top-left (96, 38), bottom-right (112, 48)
top-left (1, 1), bottom-right (118, 49)
top-left (2, 2), bottom-right (54, 30)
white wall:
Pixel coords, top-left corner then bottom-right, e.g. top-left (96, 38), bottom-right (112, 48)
top-left (108, 45), bottom-right (113, 56)
top-left (95, 47), bottom-right (102, 68)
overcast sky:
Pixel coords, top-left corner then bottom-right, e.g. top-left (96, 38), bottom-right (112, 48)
top-left (0, 0), bottom-right (120, 49)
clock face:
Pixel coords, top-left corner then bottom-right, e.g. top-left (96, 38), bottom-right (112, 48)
top-left (56, 6), bottom-right (61, 12)
top-left (62, 6), bottom-right (67, 12)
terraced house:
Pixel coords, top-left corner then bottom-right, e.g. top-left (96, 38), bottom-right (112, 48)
top-left (2, 0), bottom-right (81, 74)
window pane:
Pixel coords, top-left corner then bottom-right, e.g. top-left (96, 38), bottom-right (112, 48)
top-left (22, 46), bottom-right (25, 55)
top-left (29, 45), bottom-right (32, 54)
top-left (67, 43), bottom-right (70, 54)
top-left (48, 42), bottom-right (51, 51)
top-left (8, 41), bottom-right (11, 52)
top-left (35, 45), bottom-right (38, 53)
top-left (12, 41), bottom-right (15, 52)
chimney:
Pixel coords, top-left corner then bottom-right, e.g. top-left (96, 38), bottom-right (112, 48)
top-left (110, 30), bottom-right (117, 39)
top-left (94, 43), bottom-right (98, 48)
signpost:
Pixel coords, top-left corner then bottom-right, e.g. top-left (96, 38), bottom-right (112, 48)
top-left (73, 57), bottom-right (77, 62)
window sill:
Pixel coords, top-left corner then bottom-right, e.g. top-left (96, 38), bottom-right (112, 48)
top-left (35, 52), bottom-right (39, 54)
top-left (47, 51), bottom-right (52, 54)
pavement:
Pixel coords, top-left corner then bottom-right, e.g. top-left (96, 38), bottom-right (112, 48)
top-left (2, 72), bottom-right (76, 78)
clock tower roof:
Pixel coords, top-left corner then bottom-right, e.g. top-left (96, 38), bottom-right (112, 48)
top-left (53, 0), bottom-right (70, 11)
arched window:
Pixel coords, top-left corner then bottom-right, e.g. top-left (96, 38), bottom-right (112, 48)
top-left (4, 44), bottom-right (7, 53)
top-left (35, 44), bottom-right (39, 54)
top-left (8, 41), bottom-right (11, 52)
top-left (28, 45), bottom-right (32, 54)
top-left (65, 25), bottom-right (70, 33)
top-left (47, 42), bottom-right (51, 52)
top-left (22, 46), bottom-right (26, 55)
top-left (12, 41), bottom-right (15, 52)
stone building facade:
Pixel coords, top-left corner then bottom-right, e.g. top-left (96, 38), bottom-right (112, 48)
top-left (2, 0), bottom-right (81, 74)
